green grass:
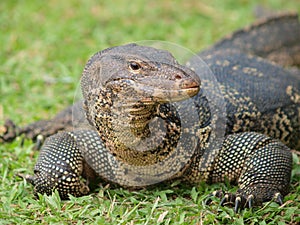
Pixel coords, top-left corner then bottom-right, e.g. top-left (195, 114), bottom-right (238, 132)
top-left (1, 0), bottom-right (300, 224)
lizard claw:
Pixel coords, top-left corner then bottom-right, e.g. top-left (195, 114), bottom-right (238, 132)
top-left (245, 194), bottom-right (254, 209)
top-left (207, 190), bottom-right (257, 212)
top-left (220, 193), bottom-right (230, 206)
top-left (205, 190), bottom-right (224, 205)
top-left (33, 134), bottom-right (45, 150)
top-left (220, 193), bottom-right (236, 207)
top-left (16, 173), bottom-right (36, 185)
top-left (217, 189), bottom-right (286, 212)
top-left (234, 196), bottom-right (242, 213)
top-left (204, 196), bottom-right (213, 205)
top-left (220, 193), bottom-right (248, 212)
top-left (274, 193), bottom-right (284, 205)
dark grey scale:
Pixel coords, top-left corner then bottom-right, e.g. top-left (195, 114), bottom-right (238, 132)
top-left (199, 50), bottom-right (300, 150)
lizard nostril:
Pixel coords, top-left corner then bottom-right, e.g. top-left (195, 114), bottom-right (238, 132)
top-left (175, 74), bottom-right (182, 80)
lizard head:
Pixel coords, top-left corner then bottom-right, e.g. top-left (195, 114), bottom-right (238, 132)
top-left (81, 43), bottom-right (200, 104)
top-left (80, 44), bottom-right (201, 165)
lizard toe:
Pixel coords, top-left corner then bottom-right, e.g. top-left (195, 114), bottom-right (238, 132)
top-left (245, 194), bottom-right (254, 209)
top-left (33, 134), bottom-right (45, 150)
top-left (208, 190), bottom-right (256, 212)
top-left (274, 192), bottom-right (284, 205)
top-left (205, 190), bottom-right (224, 205)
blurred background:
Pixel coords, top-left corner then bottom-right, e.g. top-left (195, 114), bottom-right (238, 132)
top-left (1, 0), bottom-right (299, 123)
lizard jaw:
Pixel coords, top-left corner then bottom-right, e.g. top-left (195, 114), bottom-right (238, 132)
top-left (106, 78), bottom-right (200, 104)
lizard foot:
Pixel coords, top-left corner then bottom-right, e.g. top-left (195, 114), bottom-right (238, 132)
top-left (0, 119), bottom-right (19, 143)
top-left (206, 189), bottom-right (285, 212)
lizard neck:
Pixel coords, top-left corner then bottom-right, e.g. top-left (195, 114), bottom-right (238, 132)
top-left (85, 88), bottom-right (181, 166)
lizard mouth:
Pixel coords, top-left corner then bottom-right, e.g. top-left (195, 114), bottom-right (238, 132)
top-left (131, 80), bottom-right (200, 103)
top-left (179, 80), bottom-right (200, 95)
top-left (106, 75), bottom-right (200, 104)
top-left (142, 75), bottom-right (199, 101)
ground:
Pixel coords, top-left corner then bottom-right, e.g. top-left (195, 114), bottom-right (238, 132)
top-left (0, 0), bottom-right (299, 224)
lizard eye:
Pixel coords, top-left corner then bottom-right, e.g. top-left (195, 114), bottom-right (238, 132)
top-left (129, 61), bottom-right (142, 71)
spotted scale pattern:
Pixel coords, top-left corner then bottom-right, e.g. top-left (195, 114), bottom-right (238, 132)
top-left (209, 132), bottom-right (292, 194)
top-left (33, 132), bottom-right (89, 199)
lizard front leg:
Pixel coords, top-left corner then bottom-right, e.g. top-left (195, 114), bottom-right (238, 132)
top-left (209, 132), bottom-right (292, 211)
top-left (23, 131), bottom-right (96, 199)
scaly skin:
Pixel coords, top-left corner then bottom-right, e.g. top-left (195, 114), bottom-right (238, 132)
top-left (1, 13), bottom-right (299, 212)
top-left (22, 42), bottom-right (296, 211)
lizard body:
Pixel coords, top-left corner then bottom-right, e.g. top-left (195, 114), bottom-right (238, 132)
top-left (2, 13), bottom-right (299, 211)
